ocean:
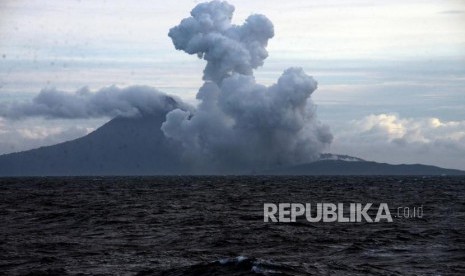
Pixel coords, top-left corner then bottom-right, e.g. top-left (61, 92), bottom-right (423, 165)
top-left (1, 176), bottom-right (464, 275)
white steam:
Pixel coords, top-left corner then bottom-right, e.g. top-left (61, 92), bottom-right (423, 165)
top-left (162, 1), bottom-right (332, 172)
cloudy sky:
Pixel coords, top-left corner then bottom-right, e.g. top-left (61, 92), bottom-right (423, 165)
top-left (1, 0), bottom-right (464, 170)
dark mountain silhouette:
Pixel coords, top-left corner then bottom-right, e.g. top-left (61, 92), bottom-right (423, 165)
top-left (0, 111), bottom-right (185, 176)
top-left (262, 159), bottom-right (465, 176)
top-left (0, 114), bottom-right (464, 176)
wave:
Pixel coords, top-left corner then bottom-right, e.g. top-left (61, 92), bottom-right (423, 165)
top-left (147, 256), bottom-right (307, 276)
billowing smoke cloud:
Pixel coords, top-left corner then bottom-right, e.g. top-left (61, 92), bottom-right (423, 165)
top-left (0, 0), bottom-right (332, 173)
top-left (0, 85), bottom-right (190, 119)
top-left (168, 1), bottom-right (274, 83)
top-left (162, 1), bottom-right (332, 172)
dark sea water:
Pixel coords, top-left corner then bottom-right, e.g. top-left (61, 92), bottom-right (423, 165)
top-left (1, 176), bottom-right (464, 276)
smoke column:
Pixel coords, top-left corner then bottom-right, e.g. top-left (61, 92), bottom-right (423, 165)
top-left (162, 1), bottom-right (332, 173)
top-left (0, 0), bottom-right (333, 174)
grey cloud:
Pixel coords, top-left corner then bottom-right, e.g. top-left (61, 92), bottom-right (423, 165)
top-left (0, 85), bottom-right (190, 119)
top-left (439, 10), bottom-right (464, 14)
top-left (331, 114), bottom-right (465, 170)
top-left (0, 0), bottom-right (333, 173)
top-left (168, 0), bottom-right (274, 83)
top-left (0, 119), bottom-right (93, 155)
top-left (162, 1), bottom-right (332, 172)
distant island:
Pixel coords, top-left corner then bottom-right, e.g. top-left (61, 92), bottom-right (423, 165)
top-left (0, 110), bottom-right (463, 176)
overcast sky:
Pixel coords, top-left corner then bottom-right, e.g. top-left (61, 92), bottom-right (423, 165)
top-left (1, 0), bottom-right (464, 169)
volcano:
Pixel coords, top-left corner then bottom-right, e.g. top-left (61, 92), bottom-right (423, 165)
top-left (0, 113), bottom-right (464, 176)
top-left (1, 1), bottom-right (464, 177)
top-left (0, 110), bottom-right (185, 176)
